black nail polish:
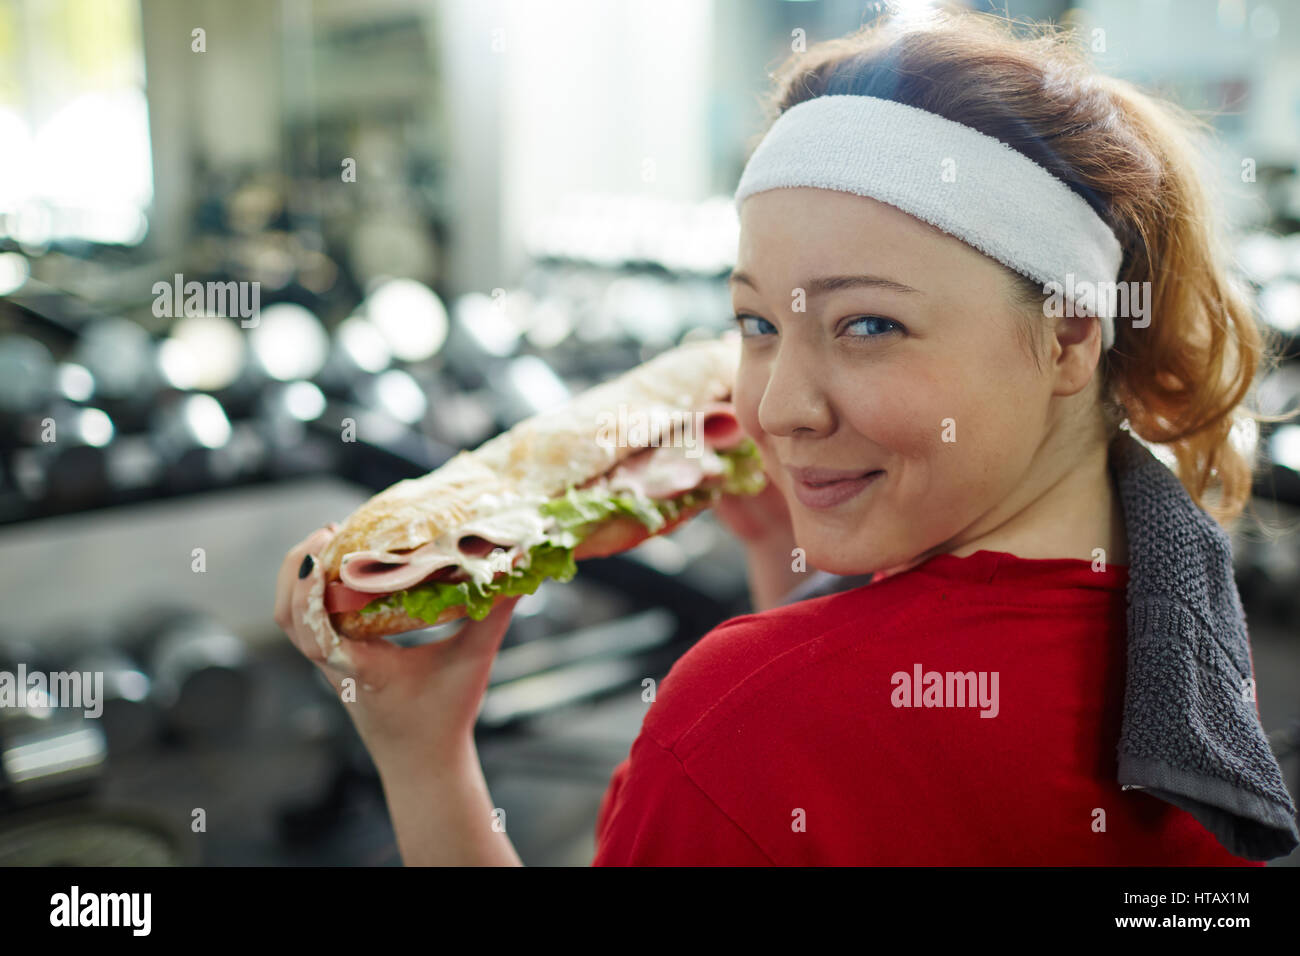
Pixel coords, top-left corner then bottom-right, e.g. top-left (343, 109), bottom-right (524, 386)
top-left (299, 554), bottom-right (315, 579)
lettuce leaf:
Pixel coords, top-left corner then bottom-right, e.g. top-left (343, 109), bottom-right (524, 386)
top-left (718, 437), bottom-right (766, 496)
top-left (539, 483), bottom-right (669, 535)
top-left (368, 542), bottom-right (579, 623)
top-left (359, 439), bottom-right (767, 624)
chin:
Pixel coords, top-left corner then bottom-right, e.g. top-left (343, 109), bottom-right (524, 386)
top-left (799, 539), bottom-right (876, 577)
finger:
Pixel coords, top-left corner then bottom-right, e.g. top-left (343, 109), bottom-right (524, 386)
top-left (273, 526), bottom-right (333, 630)
top-left (748, 478), bottom-right (792, 533)
top-left (273, 536), bottom-right (312, 630)
top-left (271, 528), bottom-right (335, 624)
top-left (278, 526), bottom-right (338, 659)
top-left (444, 595), bottom-right (521, 663)
top-left (314, 635), bottom-right (401, 693)
top-left (715, 491), bottom-right (771, 541)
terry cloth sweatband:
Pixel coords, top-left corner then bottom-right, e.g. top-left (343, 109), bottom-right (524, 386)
top-left (733, 94), bottom-right (1125, 352)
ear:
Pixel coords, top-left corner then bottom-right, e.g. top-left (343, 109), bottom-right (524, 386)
top-left (1050, 312), bottom-right (1103, 397)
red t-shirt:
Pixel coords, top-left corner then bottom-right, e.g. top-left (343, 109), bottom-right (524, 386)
top-left (590, 548), bottom-right (1264, 865)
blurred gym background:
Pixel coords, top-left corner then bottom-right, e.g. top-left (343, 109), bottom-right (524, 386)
top-left (0, 0), bottom-right (1298, 865)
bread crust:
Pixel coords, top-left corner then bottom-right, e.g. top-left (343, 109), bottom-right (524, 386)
top-left (318, 335), bottom-right (740, 642)
top-left (333, 602), bottom-right (467, 640)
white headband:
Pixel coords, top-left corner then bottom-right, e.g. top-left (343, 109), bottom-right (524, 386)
top-left (733, 94), bottom-right (1124, 351)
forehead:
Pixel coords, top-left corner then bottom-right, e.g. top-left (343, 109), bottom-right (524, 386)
top-left (734, 187), bottom-right (1005, 295)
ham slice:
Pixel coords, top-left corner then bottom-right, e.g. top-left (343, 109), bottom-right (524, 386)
top-left (604, 443), bottom-right (723, 499)
top-left (594, 400), bottom-right (743, 498)
top-left (339, 540), bottom-right (462, 593)
top-left (327, 556), bottom-right (501, 614)
top-left (700, 401), bottom-right (745, 450)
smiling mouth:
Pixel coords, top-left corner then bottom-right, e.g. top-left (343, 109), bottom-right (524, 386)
top-left (802, 471), bottom-right (882, 487)
top-left (789, 469), bottom-right (886, 509)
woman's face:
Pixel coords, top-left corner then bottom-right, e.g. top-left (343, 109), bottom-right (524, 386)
top-left (730, 186), bottom-right (1060, 575)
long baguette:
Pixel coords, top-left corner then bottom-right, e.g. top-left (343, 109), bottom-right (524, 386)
top-left (305, 333), bottom-right (755, 648)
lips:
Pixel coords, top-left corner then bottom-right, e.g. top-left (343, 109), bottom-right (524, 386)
top-left (786, 464), bottom-right (883, 484)
top-left (790, 470), bottom-right (884, 509)
top-left (802, 473), bottom-right (869, 486)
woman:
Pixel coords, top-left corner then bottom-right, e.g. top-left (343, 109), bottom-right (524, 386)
top-left (273, 9), bottom-right (1297, 864)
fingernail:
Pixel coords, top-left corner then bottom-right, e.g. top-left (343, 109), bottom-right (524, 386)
top-left (299, 554), bottom-right (315, 579)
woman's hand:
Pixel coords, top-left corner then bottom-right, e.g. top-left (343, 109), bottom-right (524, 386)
top-left (712, 472), bottom-right (807, 611)
top-left (713, 469), bottom-right (794, 546)
top-left (273, 524), bottom-right (522, 771)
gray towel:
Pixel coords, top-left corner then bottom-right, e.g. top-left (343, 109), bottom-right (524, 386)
top-left (776, 427), bottom-right (1299, 860)
top-left (1109, 428), bottom-right (1298, 860)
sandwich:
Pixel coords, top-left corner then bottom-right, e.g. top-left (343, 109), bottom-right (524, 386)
top-left (303, 332), bottom-right (766, 650)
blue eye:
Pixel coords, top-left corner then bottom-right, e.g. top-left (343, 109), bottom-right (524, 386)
top-left (844, 315), bottom-right (903, 338)
top-left (733, 313), bottom-right (904, 341)
top-left (734, 314), bottom-right (776, 337)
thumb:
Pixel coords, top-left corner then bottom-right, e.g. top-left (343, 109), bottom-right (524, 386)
top-left (318, 634), bottom-right (409, 692)
top-left (446, 594), bottom-right (522, 663)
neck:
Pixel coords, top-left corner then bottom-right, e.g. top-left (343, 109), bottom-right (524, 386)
top-left (869, 425), bottom-right (1128, 582)
top-left (947, 429), bottom-right (1128, 567)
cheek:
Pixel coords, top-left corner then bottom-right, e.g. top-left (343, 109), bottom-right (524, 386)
top-left (888, 361), bottom-right (1038, 508)
top-left (870, 350), bottom-right (1026, 448)
top-left (834, 367), bottom-right (941, 455)
top-left (938, 359), bottom-right (1041, 453)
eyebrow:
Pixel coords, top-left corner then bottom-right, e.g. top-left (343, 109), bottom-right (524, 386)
top-left (727, 270), bottom-right (923, 297)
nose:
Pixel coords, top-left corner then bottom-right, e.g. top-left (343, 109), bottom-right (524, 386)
top-left (756, 341), bottom-right (834, 438)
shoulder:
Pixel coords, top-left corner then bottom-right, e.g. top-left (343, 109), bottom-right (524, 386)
top-left (641, 580), bottom-right (914, 753)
